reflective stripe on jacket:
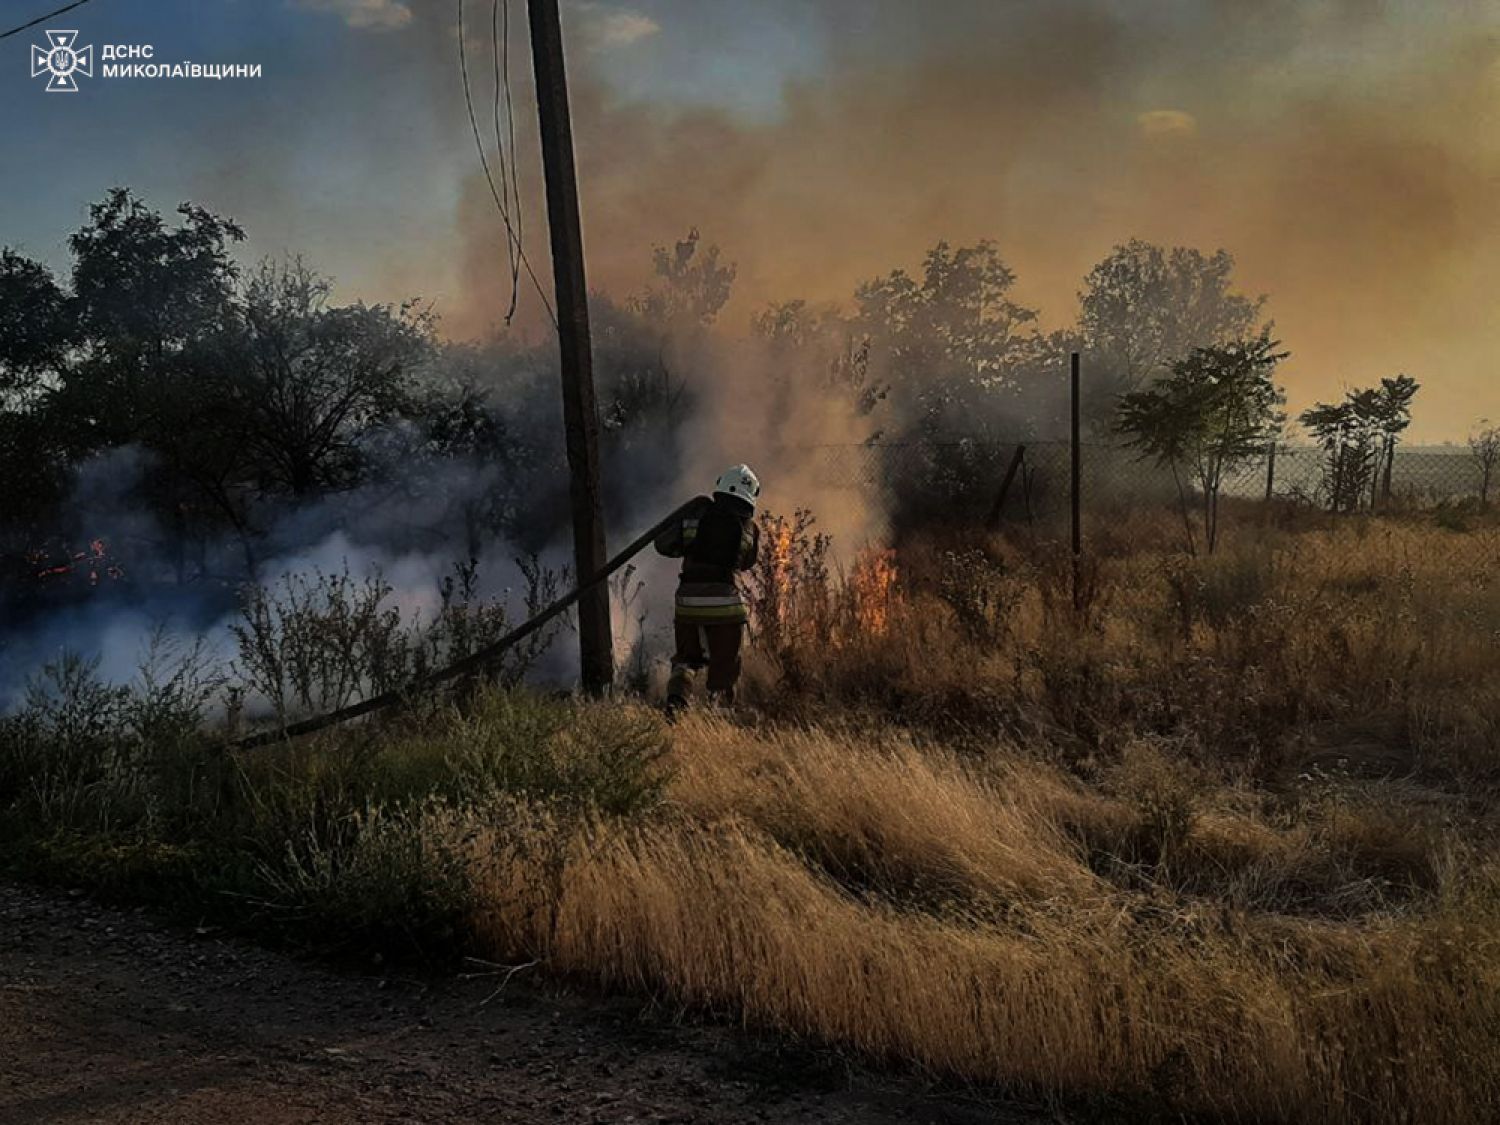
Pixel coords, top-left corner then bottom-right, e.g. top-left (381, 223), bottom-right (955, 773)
top-left (675, 583), bottom-right (749, 624)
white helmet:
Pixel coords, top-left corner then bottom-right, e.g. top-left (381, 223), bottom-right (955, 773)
top-left (713, 464), bottom-right (761, 510)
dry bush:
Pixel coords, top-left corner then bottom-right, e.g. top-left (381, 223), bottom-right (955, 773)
top-left (739, 509), bottom-right (1500, 786)
top-left (229, 556), bottom-right (564, 729)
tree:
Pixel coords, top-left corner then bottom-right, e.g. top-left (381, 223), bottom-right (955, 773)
top-left (591, 229), bottom-right (737, 442)
top-left (751, 299), bottom-right (886, 419)
top-left (849, 242), bottom-right (1056, 525)
top-left (855, 240), bottom-right (1040, 435)
top-left (1299, 377), bottom-right (1421, 514)
top-left (1, 193), bottom-right (248, 578)
top-left (0, 250), bottom-right (72, 406)
top-left (1079, 240), bottom-right (1266, 417)
top-left (1118, 334), bottom-right (1286, 554)
top-left (59, 188), bottom-right (244, 454)
top-left (0, 251), bottom-right (75, 534)
top-left (211, 259), bottom-right (433, 499)
top-left (1300, 398), bottom-right (1378, 514)
top-left (1470, 422), bottom-right (1500, 507)
top-left (628, 228), bottom-right (736, 330)
top-left (1367, 374), bottom-right (1420, 505)
top-left (70, 189), bottom-right (244, 349)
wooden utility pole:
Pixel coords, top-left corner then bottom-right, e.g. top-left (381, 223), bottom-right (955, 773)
top-left (528, 0), bottom-right (612, 694)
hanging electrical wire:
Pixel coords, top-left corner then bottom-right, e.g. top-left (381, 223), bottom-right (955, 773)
top-left (489, 0), bottom-right (519, 322)
top-left (0, 0), bottom-right (96, 40)
top-left (490, 0), bottom-right (522, 323)
top-left (459, 0), bottom-right (555, 328)
top-left (501, 0), bottom-right (525, 291)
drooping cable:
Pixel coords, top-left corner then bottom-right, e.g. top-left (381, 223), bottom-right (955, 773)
top-left (0, 0), bottom-right (96, 40)
top-left (501, 0), bottom-right (525, 300)
top-left (490, 0), bottom-right (519, 323)
top-left (458, 0), bottom-right (556, 328)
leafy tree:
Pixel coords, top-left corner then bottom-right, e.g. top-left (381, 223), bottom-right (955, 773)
top-left (1366, 375), bottom-right (1420, 505)
top-left (212, 259), bottom-right (433, 499)
top-left (752, 299), bottom-right (830, 351)
top-left (848, 242), bottom-right (1059, 525)
top-left (855, 240), bottom-right (1041, 435)
top-left (1080, 240), bottom-right (1266, 416)
top-left (1300, 399), bottom-right (1378, 514)
top-left (1, 190), bottom-right (460, 594)
top-left (58, 188), bottom-right (244, 454)
top-left (592, 230), bottom-right (737, 443)
top-left (592, 292), bottom-right (688, 438)
top-left (1118, 334), bottom-right (1286, 554)
top-left (70, 188), bottom-right (243, 349)
top-left (0, 251), bottom-right (75, 534)
top-left (0, 250), bottom-right (72, 405)
top-left (1299, 377), bottom-right (1420, 514)
top-left (752, 299), bottom-right (886, 420)
top-left (628, 228), bottom-right (736, 330)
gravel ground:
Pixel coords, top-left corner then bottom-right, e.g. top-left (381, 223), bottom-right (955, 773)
top-left (0, 883), bottom-right (1066, 1124)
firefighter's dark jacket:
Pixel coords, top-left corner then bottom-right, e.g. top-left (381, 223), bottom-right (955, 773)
top-left (653, 494), bottom-right (759, 623)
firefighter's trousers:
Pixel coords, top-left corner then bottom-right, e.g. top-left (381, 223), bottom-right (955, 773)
top-left (667, 621), bottom-right (745, 704)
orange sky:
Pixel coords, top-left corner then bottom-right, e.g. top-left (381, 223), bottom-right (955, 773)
top-left (437, 0), bottom-right (1498, 442)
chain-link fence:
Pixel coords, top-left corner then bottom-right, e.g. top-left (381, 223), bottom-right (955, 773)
top-left (802, 440), bottom-right (1490, 529)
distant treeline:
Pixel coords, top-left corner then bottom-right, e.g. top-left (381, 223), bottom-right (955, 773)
top-left (2, 186), bottom-right (1327, 605)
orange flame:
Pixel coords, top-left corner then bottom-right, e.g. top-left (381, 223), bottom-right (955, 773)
top-left (849, 548), bottom-right (898, 638)
top-left (771, 522), bottom-right (794, 578)
top-left (762, 519), bottom-right (797, 630)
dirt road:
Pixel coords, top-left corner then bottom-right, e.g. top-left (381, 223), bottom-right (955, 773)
top-left (0, 883), bottom-right (1058, 1124)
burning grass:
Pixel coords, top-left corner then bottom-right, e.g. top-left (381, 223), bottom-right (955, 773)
top-left (3, 506), bottom-right (1500, 1122)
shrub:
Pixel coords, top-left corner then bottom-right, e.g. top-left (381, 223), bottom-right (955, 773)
top-left (1160, 546), bottom-right (1281, 639)
top-left (933, 547), bottom-right (1022, 644)
top-left (229, 557), bottom-right (565, 731)
top-left (255, 799), bottom-right (475, 959)
top-left (0, 642), bottom-right (218, 835)
top-left (420, 692), bottom-right (671, 816)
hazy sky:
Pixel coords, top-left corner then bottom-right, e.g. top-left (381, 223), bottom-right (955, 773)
top-left (3, 0), bottom-right (1497, 439)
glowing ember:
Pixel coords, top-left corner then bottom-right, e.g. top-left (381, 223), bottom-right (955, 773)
top-left (29, 538), bottom-right (125, 585)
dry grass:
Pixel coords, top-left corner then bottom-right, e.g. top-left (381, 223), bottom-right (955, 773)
top-left (454, 510), bottom-right (1500, 1123)
top-left (10, 507), bottom-right (1498, 1122)
top-left (458, 710), bottom-right (1500, 1123)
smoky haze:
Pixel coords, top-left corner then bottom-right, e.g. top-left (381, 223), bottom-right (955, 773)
top-left (409, 0), bottom-right (1498, 442)
top-left (3, 0), bottom-right (1496, 701)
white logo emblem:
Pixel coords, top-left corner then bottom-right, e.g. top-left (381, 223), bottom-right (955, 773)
top-left (31, 30), bottom-right (93, 92)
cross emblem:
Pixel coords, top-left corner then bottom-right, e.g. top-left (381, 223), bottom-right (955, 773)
top-left (31, 30), bottom-right (93, 93)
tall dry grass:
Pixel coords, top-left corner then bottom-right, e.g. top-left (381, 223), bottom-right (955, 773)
top-left (462, 715), bottom-right (1500, 1123)
top-left (456, 510), bottom-right (1500, 1123)
top-left (9, 507), bottom-right (1497, 1122)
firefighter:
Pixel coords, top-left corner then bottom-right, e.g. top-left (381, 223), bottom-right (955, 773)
top-left (654, 464), bottom-right (761, 711)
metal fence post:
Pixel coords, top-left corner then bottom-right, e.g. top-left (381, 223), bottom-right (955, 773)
top-left (1265, 441), bottom-right (1278, 502)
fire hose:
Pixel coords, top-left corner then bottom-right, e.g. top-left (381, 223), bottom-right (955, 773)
top-left (231, 499), bottom-right (697, 751)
